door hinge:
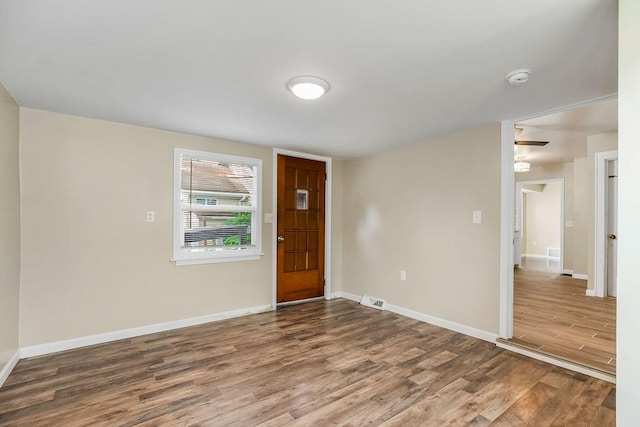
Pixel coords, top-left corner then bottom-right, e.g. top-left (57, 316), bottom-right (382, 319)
top-left (324, 173), bottom-right (327, 181)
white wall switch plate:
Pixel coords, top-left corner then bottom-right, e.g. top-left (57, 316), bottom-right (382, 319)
top-left (400, 270), bottom-right (407, 281)
top-left (264, 213), bottom-right (273, 223)
top-left (146, 211), bottom-right (155, 223)
top-left (473, 210), bottom-right (482, 224)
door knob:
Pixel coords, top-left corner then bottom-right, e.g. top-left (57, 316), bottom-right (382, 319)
top-left (609, 234), bottom-right (617, 240)
top-left (277, 236), bottom-right (285, 243)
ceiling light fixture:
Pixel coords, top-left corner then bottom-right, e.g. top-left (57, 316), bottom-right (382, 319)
top-left (286, 76), bottom-right (330, 100)
top-left (514, 156), bottom-right (531, 173)
top-left (506, 69), bottom-right (531, 86)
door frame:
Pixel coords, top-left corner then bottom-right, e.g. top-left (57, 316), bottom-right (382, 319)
top-left (515, 179), bottom-right (565, 272)
top-left (272, 148), bottom-right (332, 310)
top-left (595, 150), bottom-right (618, 297)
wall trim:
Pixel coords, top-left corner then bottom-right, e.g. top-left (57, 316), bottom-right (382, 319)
top-left (563, 269), bottom-right (574, 275)
top-left (586, 289), bottom-right (597, 297)
top-left (496, 340), bottom-right (615, 384)
top-left (331, 291), bottom-right (361, 302)
top-left (385, 303), bottom-right (498, 343)
top-left (573, 273), bottom-right (589, 281)
top-left (20, 304), bottom-right (272, 359)
top-left (0, 350), bottom-right (20, 388)
top-left (499, 120), bottom-right (515, 339)
top-left (522, 253), bottom-right (554, 259)
top-left (334, 293), bottom-right (497, 343)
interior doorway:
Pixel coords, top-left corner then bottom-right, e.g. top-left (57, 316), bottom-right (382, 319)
top-left (499, 98), bottom-right (618, 379)
top-left (515, 179), bottom-right (564, 275)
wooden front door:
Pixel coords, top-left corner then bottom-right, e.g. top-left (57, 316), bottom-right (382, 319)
top-left (277, 155), bottom-right (326, 303)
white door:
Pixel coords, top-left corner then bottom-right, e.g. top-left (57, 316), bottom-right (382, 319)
top-left (606, 159), bottom-right (618, 297)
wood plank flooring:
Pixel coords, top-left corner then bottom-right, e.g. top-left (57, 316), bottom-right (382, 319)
top-left (0, 299), bottom-right (615, 426)
top-left (512, 259), bottom-right (616, 375)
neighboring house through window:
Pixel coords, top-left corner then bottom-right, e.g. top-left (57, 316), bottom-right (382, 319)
top-left (173, 148), bottom-right (262, 264)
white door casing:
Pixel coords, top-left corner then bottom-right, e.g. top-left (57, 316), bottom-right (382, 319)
top-left (606, 159), bottom-right (618, 297)
top-left (595, 150), bottom-right (618, 298)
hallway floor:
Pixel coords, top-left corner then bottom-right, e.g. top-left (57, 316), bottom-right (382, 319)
top-left (512, 259), bottom-right (616, 375)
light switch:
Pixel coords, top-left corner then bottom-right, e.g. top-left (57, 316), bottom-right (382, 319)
top-left (264, 213), bottom-right (273, 224)
top-left (473, 210), bottom-right (482, 224)
top-left (146, 211), bottom-right (155, 223)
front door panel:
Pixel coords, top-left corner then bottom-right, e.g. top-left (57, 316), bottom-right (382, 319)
top-left (277, 155), bottom-right (326, 303)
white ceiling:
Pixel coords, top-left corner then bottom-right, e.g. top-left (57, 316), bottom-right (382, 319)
top-left (0, 0), bottom-right (618, 159)
top-left (516, 98), bottom-right (618, 166)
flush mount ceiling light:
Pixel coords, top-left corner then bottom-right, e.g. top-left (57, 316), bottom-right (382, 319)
top-left (506, 69), bottom-right (531, 86)
top-left (286, 76), bottom-right (330, 100)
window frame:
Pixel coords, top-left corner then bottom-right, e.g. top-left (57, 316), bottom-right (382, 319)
top-left (173, 148), bottom-right (262, 265)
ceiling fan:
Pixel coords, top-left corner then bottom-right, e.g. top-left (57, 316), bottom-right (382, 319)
top-left (515, 140), bottom-right (549, 146)
top-left (514, 126), bottom-right (549, 146)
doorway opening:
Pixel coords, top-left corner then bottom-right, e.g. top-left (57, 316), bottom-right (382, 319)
top-left (499, 97), bottom-right (618, 378)
top-left (515, 179), bottom-right (564, 275)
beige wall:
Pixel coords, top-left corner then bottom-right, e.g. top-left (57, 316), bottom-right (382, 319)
top-left (0, 83), bottom-right (21, 369)
top-left (523, 183), bottom-right (561, 256)
top-left (586, 132), bottom-right (618, 291)
top-left (18, 108), bottom-right (342, 347)
top-left (617, 0), bottom-right (640, 421)
top-left (342, 123), bottom-right (501, 334)
top-left (516, 162), bottom-right (579, 273)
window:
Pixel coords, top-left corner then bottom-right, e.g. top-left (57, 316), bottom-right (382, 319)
top-left (173, 148), bottom-right (262, 265)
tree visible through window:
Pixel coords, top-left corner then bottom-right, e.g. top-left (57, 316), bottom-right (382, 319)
top-left (173, 149), bottom-right (262, 264)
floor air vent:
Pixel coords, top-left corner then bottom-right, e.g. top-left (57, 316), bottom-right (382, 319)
top-left (547, 247), bottom-right (561, 259)
top-left (360, 295), bottom-right (387, 310)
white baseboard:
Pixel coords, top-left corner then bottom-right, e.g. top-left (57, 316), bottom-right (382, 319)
top-left (586, 289), bottom-right (597, 297)
top-left (562, 269), bottom-right (574, 275)
top-left (573, 273), bottom-right (588, 280)
top-left (522, 253), bottom-right (549, 259)
top-left (334, 292), bottom-right (496, 343)
top-left (496, 341), bottom-right (615, 384)
top-left (20, 304), bottom-right (272, 359)
top-left (0, 350), bottom-right (20, 388)
top-left (385, 303), bottom-right (498, 343)
top-left (331, 291), bottom-right (361, 302)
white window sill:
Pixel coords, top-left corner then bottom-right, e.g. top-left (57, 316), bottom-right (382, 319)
top-left (172, 253), bottom-right (263, 266)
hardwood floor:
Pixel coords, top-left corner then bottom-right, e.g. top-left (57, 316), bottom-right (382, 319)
top-left (512, 260), bottom-right (616, 375)
top-left (0, 299), bottom-right (615, 426)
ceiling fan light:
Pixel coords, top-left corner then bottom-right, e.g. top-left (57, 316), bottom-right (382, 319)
top-left (514, 160), bottom-right (531, 173)
top-left (287, 76), bottom-right (330, 100)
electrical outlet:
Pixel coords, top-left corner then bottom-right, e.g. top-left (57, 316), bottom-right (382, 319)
top-left (146, 211), bottom-right (155, 223)
top-left (400, 270), bottom-right (406, 281)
